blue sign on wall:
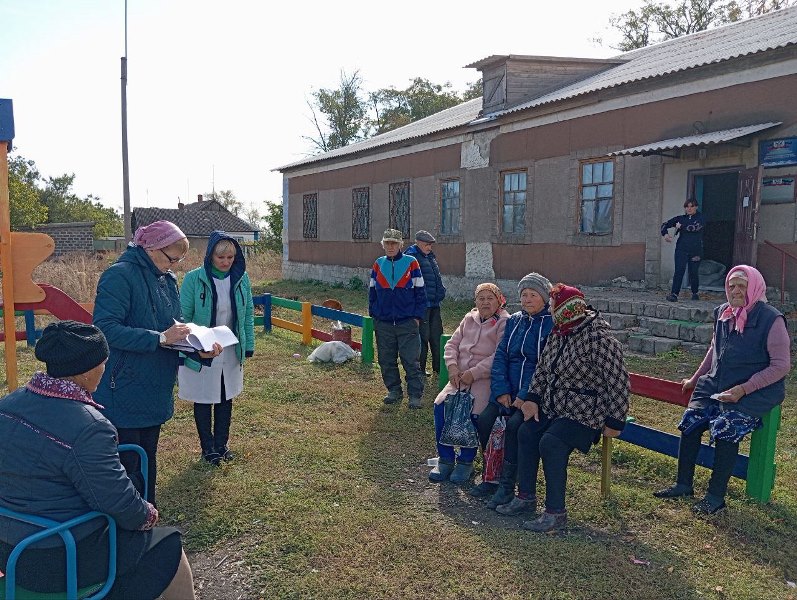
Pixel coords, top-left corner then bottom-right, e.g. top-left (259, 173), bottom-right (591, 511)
top-left (0, 99), bottom-right (14, 150)
top-left (759, 137), bottom-right (797, 167)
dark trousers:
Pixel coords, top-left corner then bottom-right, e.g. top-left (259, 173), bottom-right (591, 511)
top-left (671, 248), bottom-right (700, 295)
top-left (374, 318), bottom-right (423, 399)
top-left (675, 422), bottom-right (740, 499)
top-left (118, 425), bottom-right (161, 505)
top-left (476, 403), bottom-right (524, 463)
top-left (193, 376), bottom-right (233, 454)
top-left (517, 418), bottom-right (574, 511)
top-left (418, 306), bottom-right (443, 374)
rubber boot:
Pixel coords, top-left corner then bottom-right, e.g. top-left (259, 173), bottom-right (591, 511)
top-left (428, 459), bottom-right (455, 482)
top-left (486, 461), bottom-right (517, 510)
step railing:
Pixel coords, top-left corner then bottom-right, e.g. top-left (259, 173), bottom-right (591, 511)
top-left (763, 240), bottom-right (797, 304)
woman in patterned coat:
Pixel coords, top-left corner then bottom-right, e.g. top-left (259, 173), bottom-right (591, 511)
top-left (516, 284), bottom-right (629, 533)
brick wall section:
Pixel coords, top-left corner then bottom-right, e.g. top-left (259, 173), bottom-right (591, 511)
top-left (21, 222), bottom-right (94, 257)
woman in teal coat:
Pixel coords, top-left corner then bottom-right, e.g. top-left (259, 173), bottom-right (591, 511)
top-left (178, 231), bottom-right (255, 465)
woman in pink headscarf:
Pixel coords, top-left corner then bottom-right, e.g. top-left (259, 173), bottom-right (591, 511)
top-left (93, 221), bottom-right (220, 504)
top-left (654, 265), bottom-right (791, 514)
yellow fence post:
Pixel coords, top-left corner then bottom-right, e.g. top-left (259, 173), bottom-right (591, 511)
top-left (301, 302), bottom-right (312, 345)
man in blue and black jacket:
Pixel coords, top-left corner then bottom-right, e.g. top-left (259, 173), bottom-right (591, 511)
top-left (405, 230), bottom-right (446, 378)
top-left (369, 228), bottom-right (427, 408)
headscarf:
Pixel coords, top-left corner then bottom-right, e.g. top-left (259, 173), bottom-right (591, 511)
top-left (133, 220), bottom-right (186, 250)
top-left (550, 283), bottom-right (587, 336)
top-left (475, 282), bottom-right (506, 310)
top-left (718, 265), bottom-right (767, 333)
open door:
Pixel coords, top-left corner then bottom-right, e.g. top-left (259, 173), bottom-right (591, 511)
top-left (733, 166), bottom-right (763, 266)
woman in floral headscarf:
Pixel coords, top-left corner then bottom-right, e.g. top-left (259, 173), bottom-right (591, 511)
top-left (515, 284), bottom-right (629, 533)
top-left (428, 283), bottom-right (510, 484)
top-left (654, 265), bottom-right (790, 514)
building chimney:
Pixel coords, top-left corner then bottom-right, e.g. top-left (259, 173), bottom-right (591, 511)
top-left (197, 194), bottom-right (203, 202)
top-left (178, 202), bottom-right (185, 210)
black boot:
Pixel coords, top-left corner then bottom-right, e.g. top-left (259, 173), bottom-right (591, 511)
top-left (486, 461), bottom-right (517, 510)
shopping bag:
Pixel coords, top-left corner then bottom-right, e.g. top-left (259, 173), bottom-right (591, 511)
top-left (482, 416), bottom-right (506, 484)
top-left (439, 388), bottom-right (479, 448)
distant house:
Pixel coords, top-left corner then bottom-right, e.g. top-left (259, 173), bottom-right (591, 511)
top-left (277, 8), bottom-right (797, 297)
top-left (132, 196), bottom-right (259, 256)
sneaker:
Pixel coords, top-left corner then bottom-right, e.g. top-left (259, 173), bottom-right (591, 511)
top-left (428, 460), bottom-right (455, 482)
top-left (692, 496), bottom-right (726, 515)
top-left (383, 393), bottom-right (403, 405)
top-left (496, 496), bottom-right (537, 516)
top-left (408, 397), bottom-right (422, 409)
top-left (202, 451), bottom-right (222, 467)
top-left (691, 293), bottom-right (700, 301)
top-left (523, 510), bottom-right (567, 533)
top-left (449, 462), bottom-right (474, 484)
top-left (666, 293), bottom-right (678, 302)
top-left (469, 481), bottom-right (498, 498)
top-left (653, 484), bottom-right (694, 499)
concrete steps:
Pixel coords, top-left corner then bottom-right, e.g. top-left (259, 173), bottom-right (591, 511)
top-left (592, 297), bottom-right (712, 357)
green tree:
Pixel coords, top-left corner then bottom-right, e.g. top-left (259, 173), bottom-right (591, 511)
top-left (306, 70), bottom-right (368, 153)
top-left (258, 200), bottom-right (283, 253)
top-left (607, 0), bottom-right (793, 51)
top-left (370, 78), bottom-right (464, 135)
top-left (462, 78), bottom-right (483, 102)
top-left (8, 156), bottom-right (48, 228)
top-left (205, 190), bottom-right (242, 216)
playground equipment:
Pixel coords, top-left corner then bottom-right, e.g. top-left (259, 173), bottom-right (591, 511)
top-left (254, 293), bottom-right (375, 364)
top-left (0, 99), bottom-right (92, 390)
top-left (438, 333), bottom-right (781, 503)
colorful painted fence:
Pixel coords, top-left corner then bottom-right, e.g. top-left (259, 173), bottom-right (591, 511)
top-left (253, 294), bottom-right (374, 364)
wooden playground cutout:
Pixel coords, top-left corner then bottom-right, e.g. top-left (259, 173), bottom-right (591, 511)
top-left (0, 98), bottom-right (92, 391)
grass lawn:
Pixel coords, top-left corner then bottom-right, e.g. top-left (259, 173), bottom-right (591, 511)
top-left (2, 278), bottom-right (796, 599)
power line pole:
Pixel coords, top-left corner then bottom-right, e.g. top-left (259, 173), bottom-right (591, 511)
top-left (121, 0), bottom-right (132, 241)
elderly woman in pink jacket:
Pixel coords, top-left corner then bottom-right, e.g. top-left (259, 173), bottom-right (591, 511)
top-left (429, 283), bottom-right (510, 484)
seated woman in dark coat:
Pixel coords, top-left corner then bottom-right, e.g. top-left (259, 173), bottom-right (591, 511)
top-left (0, 321), bottom-right (195, 599)
top-left (654, 265), bottom-right (791, 514)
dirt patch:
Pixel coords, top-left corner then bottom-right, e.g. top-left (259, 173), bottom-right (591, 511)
top-left (190, 540), bottom-right (260, 600)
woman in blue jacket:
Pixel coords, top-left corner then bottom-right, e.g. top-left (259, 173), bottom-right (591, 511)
top-left (0, 321), bottom-right (195, 599)
top-left (178, 231), bottom-right (255, 465)
top-left (93, 221), bottom-right (219, 503)
top-left (471, 273), bottom-right (554, 513)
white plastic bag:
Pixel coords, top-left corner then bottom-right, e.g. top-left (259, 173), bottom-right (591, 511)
top-left (307, 340), bottom-right (358, 364)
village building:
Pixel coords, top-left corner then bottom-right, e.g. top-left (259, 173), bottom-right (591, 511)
top-left (132, 195), bottom-right (260, 257)
top-left (277, 8), bottom-right (797, 297)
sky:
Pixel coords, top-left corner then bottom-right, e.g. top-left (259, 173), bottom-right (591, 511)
top-left (0, 0), bottom-right (642, 220)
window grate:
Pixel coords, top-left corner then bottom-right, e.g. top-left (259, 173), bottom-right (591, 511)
top-left (389, 181), bottom-right (410, 239)
top-left (302, 193), bottom-right (318, 239)
top-left (352, 187), bottom-right (370, 240)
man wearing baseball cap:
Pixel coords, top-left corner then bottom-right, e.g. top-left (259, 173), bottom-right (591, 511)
top-left (368, 229), bottom-right (427, 408)
top-left (405, 230), bottom-right (446, 378)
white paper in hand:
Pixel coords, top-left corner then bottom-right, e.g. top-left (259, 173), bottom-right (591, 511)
top-left (185, 324), bottom-right (239, 351)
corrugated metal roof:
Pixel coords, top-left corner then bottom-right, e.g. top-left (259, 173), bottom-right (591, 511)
top-left (609, 122), bottom-right (782, 156)
top-left (277, 7), bottom-right (797, 172)
top-left (278, 99), bottom-right (481, 171)
top-left (494, 7), bottom-right (797, 117)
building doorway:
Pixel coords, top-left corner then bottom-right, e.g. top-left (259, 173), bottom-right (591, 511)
top-left (689, 167), bottom-right (743, 288)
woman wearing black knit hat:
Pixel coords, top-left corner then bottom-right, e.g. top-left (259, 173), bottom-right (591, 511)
top-left (0, 320), bottom-right (196, 599)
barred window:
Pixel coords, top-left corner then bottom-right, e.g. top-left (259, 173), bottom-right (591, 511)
top-left (441, 179), bottom-right (460, 234)
top-left (389, 181), bottom-right (410, 239)
top-left (580, 159), bottom-right (614, 235)
top-left (302, 193), bottom-right (318, 239)
top-left (352, 187), bottom-right (370, 240)
top-left (502, 171), bottom-right (526, 234)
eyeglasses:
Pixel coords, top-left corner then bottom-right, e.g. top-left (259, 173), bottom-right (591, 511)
top-left (160, 249), bottom-right (186, 264)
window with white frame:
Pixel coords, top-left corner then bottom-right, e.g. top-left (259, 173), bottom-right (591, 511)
top-left (352, 187), bottom-right (370, 240)
top-left (580, 159), bottom-right (614, 235)
top-left (441, 179), bottom-right (460, 235)
top-left (502, 171), bottom-right (526, 234)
